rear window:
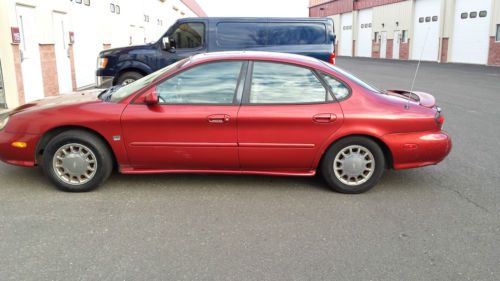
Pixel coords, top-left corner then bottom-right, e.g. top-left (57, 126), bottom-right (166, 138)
top-left (216, 22), bottom-right (326, 48)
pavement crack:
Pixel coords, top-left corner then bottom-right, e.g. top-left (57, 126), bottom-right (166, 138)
top-left (448, 188), bottom-right (490, 214)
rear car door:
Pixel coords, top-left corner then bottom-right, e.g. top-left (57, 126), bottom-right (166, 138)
top-left (237, 61), bottom-right (346, 172)
top-left (121, 61), bottom-right (247, 170)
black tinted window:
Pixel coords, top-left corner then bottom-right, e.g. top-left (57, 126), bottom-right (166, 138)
top-left (172, 23), bottom-right (204, 49)
top-left (321, 73), bottom-right (350, 101)
top-left (217, 22), bottom-right (267, 47)
top-left (250, 62), bottom-right (327, 104)
top-left (156, 61), bottom-right (242, 104)
top-left (267, 23), bottom-right (326, 45)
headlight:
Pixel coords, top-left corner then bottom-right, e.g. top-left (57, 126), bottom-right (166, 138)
top-left (0, 115), bottom-right (9, 130)
top-left (97, 57), bottom-right (108, 69)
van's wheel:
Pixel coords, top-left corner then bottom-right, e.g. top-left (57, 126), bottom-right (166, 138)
top-left (321, 136), bottom-right (385, 194)
top-left (42, 130), bottom-right (113, 192)
top-left (116, 71), bottom-right (143, 86)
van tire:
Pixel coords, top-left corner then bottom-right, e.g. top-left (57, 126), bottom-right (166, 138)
top-left (116, 71), bottom-right (143, 86)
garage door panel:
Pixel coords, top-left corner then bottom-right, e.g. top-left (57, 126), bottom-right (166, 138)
top-left (356, 9), bottom-right (372, 58)
top-left (340, 12), bottom-right (353, 56)
top-left (450, 0), bottom-right (492, 64)
top-left (411, 0), bottom-right (441, 61)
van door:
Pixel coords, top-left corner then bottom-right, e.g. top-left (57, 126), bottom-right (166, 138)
top-left (157, 21), bottom-right (207, 70)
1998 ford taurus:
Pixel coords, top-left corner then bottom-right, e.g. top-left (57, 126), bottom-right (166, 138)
top-left (0, 52), bottom-right (451, 193)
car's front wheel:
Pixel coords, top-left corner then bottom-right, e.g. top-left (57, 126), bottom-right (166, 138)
top-left (42, 130), bottom-right (113, 192)
top-left (321, 136), bottom-right (385, 194)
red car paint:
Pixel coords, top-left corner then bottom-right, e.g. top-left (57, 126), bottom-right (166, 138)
top-left (0, 52), bottom-right (451, 177)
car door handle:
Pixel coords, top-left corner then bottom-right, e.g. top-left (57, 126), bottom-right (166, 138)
top-left (313, 113), bottom-right (337, 123)
top-left (207, 114), bottom-right (230, 124)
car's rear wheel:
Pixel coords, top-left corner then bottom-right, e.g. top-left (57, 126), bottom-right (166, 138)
top-left (42, 130), bottom-right (113, 192)
top-left (321, 136), bottom-right (385, 194)
top-left (116, 71), bottom-right (143, 86)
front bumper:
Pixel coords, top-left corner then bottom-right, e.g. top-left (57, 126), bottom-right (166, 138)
top-left (0, 131), bottom-right (40, 167)
top-left (96, 75), bottom-right (114, 89)
top-left (382, 130), bottom-right (452, 170)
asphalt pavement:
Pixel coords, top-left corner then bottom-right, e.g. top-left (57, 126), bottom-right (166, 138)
top-left (1, 58), bottom-right (499, 280)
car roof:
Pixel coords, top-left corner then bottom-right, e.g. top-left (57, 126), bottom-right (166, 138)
top-left (188, 51), bottom-right (326, 69)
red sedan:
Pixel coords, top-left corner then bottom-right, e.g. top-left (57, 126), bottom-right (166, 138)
top-left (0, 52), bottom-right (451, 193)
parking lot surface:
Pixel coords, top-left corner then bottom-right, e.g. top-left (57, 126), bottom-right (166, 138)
top-left (1, 58), bottom-right (499, 280)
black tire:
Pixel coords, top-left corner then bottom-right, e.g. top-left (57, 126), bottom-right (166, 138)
top-left (116, 71), bottom-right (143, 86)
top-left (42, 130), bottom-right (113, 192)
top-left (321, 136), bottom-right (385, 194)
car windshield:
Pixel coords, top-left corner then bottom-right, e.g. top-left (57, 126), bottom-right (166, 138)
top-left (322, 62), bottom-right (382, 93)
top-left (110, 59), bottom-right (188, 102)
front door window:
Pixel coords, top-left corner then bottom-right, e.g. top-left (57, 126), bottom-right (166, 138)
top-left (171, 23), bottom-right (205, 49)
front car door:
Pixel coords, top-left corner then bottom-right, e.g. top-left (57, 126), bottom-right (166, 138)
top-left (237, 61), bottom-right (348, 173)
top-left (157, 21), bottom-right (207, 70)
top-left (121, 60), bottom-right (247, 171)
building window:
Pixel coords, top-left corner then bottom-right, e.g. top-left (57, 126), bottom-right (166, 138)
top-left (479, 10), bottom-right (487, 18)
top-left (144, 15), bottom-right (150, 22)
top-left (470, 11), bottom-right (477, 18)
top-left (496, 25), bottom-right (500, 42)
top-left (461, 12), bottom-right (468, 19)
top-left (419, 17), bottom-right (424, 23)
top-left (402, 30), bottom-right (408, 43)
top-left (368, 23), bottom-right (371, 28)
top-left (83, 0), bottom-right (90, 5)
top-left (75, 0), bottom-right (82, 3)
top-left (116, 5), bottom-right (120, 14)
top-left (425, 16), bottom-right (431, 22)
top-left (374, 32), bottom-right (379, 42)
top-left (432, 16), bottom-right (438, 22)
top-left (110, 3), bottom-right (115, 13)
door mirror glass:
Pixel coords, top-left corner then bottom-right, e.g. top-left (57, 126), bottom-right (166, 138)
top-left (144, 91), bottom-right (159, 106)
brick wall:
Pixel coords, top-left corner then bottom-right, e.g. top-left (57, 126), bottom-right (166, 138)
top-left (309, 0), bottom-right (353, 17)
top-left (353, 0), bottom-right (407, 10)
top-left (400, 39), bottom-right (409, 60)
top-left (386, 39), bottom-right (393, 59)
top-left (39, 44), bottom-right (59, 97)
top-left (69, 45), bottom-right (77, 91)
top-left (488, 37), bottom-right (500, 66)
top-left (372, 40), bottom-right (380, 58)
top-left (11, 44), bottom-right (25, 105)
top-left (440, 38), bottom-right (449, 63)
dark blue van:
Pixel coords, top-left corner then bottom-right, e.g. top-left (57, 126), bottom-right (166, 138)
top-left (96, 17), bottom-right (336, 87)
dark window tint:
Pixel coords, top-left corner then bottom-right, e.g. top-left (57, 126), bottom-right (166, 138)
top-left (172, 23), bottom-right (204, 49)
top-left (432, 16), bottom-right (438, 22)
top-left (419, 17), bottom-right (424, 23)
top-left (250, 62), bottom-right (327, 104)
top-left (461, 12), bottom-right (468, 19)
top-left (216, 22), bottom-right (267, 47)
top-left (479, 10), bottom-right (487, 17)
top-left (267, 23), bottom-right (326, 45)
top-left (425, 16), bottom-right (431, 22)
top-left (156, 61), bottom-right (242, 104)
top-left (470, 11), bottom-right (477, 18)
top-left (321, 73), bottom-right (349, 101)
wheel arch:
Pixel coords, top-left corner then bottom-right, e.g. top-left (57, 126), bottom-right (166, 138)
top-left (35, 125), bottom-right (118, 169)
top-left (113, 68), bottom-right (148, 85)
top-left (317, 134), bottom-right (394, 170)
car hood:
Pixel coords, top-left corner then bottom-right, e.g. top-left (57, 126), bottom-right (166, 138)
top-left (9, 89), bottom-right (103, 115)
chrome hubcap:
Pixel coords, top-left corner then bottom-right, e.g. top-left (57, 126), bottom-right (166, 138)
top-left (121, 78), bottom-right (135, 86)
top-left (334, 145), bottom-right (375, 186)
top-left (52, 143), bottom-right (97, 185)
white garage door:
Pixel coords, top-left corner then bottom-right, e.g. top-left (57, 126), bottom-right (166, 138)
top-left (356, 9), bottom-right (372, 57)
top-left (411, 0), bottom-right (441, 61)
top-left (340, 12), bottom-right (353, 56)
top-left (450, 0), bottom-right (492, 64)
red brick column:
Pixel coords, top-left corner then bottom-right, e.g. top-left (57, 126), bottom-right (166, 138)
top-left (39, 44), bottom-right (59, 97)
top-left (11, 44), bottom-right (25, 105)
top-left (387, 39), bottom-right (393, 59)
top-left (488, 37), bottom-right (500, 66)
top-left (372, 40), bottom-right (380, 58)
top-left (400, 39), bottom-right (409, 60)
top-left (440, 38), bottom-right (449, 63)
top-left (352, 40), bottom-right (356, 57)
top-left (68, 45), bottom-right (77, 91)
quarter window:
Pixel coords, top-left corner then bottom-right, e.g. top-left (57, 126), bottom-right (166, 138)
top-left (250, 62), bottom-right (328, 104)
top-left (156, 61), bottom-right (243, 104)
top-left (320, 73), bottom-right (350, 101)
top-left (171, 23), bottom-right (205, 49)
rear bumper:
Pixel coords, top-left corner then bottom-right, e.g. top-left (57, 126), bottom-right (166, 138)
top-left (382, 130), bottom-right (452, 170)
top-left (0, 131), bottom-right (40, 167)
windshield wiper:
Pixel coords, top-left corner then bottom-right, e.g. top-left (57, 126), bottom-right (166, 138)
top-left (99, 85), bottom-right (121, 102)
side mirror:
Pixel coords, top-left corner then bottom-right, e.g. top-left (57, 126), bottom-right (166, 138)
top-left (144, 91), bottom-right (159, 106)
top-left (161, 36), bottom-right (176, 53)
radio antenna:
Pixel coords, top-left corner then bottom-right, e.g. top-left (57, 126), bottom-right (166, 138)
top-left (407, 26), bottom-right (431, 109)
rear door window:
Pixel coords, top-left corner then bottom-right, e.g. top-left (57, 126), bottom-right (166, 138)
top-left (249, 62), bottom-right (328, 104)
top-left (267, 23), bottom-right (326, 45)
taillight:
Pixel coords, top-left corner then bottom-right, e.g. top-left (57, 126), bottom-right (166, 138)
top-left (329, 53), bottom-right (336, 65)
top-left (435, 111), bottom-right (444, 128)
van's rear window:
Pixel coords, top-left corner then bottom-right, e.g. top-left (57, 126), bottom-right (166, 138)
top-left (216, 22), bottom-right (327, 48)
